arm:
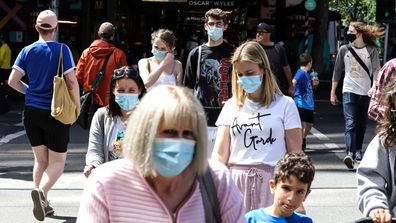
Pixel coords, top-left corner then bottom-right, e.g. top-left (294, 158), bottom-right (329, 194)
top-left (76, 172), bottom-right (109, 223)
top-left (8, 69), bottom-right (28, 94)
top-left (84, 109), bottom-right (106, 177)
top-left (368, 47), bottom-right (381, 96)
top-left (285, 128), bottom-right (302, 153)
top-left (211, 125), bottom-right (231, 165)
top-left (176, 61), bottom-right (183, 85)
top-left (64, 70), bottom-right (80, 109)
top-left (75, 51), bottom-right (86, 85)
top-left (330, 46), bottom-right (346, 105)
top-left (138, 53), bottom-right (174, 88)
top-left (209, 161), bottom-right (244, 223)
top-left (357, 136), bottom-right (391, 218)
top-left (283, 65), bottom-right (294, 96)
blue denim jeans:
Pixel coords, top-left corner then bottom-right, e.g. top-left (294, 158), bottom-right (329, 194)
top-left (342, 92), bottom-right (370, 155)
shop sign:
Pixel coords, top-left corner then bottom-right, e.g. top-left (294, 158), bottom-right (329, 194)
top-left (188, 0), bottom-right (234, 7)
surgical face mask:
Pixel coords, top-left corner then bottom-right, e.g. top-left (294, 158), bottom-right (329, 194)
top-left (207, 27), bottom-right (223, 41)
top-left (151, 48), bottom-right (167, 61)
top-left (237, 75), bottom-right (262, 93)
top-left (115, 93), bottom-right (139, 111)
top-left (153, 138), bottom-right (196, 178)
top-left (346, 33), bottom-right (357, 43)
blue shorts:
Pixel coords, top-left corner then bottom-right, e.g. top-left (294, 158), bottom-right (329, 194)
top-left (23, 106), bottom-right (70, 153)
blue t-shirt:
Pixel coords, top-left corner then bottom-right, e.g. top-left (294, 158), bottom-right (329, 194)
top-left (293, 68), bottom-right (314, 110)
top-left (245, 208), bottom-right (313, 223)
top-left (13, 41), bottom-right (75, 110)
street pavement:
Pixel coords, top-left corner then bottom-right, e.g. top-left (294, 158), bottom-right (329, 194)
top-left (0, 89), bottom-right (377, 223)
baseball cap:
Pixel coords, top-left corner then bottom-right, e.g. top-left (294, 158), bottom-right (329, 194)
top-left (36, 10), bottom-right (58, 30)
top-left (98, 22), bottom-right (115, 38)
top-left (257, 22), bottom-right (273, 33)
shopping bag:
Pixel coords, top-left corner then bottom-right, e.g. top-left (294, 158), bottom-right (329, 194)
top-left (51, 44), bottom-right (80, 124)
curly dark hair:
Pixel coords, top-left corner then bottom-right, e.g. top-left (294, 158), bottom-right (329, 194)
top-left (107, 66), bottom-right (147, 117)
top-left (273, 153), bottom-right (315, 190)
top-left (377, 80), bottom-right (396, 148)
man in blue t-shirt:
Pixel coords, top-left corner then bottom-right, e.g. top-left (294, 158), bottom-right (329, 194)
top-left (8, 10), bottom-right (79, 221)
top-left (292, 53), bottom-right (319, 151)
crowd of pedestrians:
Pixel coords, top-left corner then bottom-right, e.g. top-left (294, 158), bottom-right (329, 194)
top-left (3, 6), bottom-right (396, 223)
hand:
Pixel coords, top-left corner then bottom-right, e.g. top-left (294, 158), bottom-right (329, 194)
top-left (330, 92), bottom-right (339, 106)
top-left (369, 208), bottom-right (392, 223)
top-left (368, 86), bottom-right (375, 98)
top-left (83, 165), bottom-right (95, 178)
top-left (287, 86), bottom-right (294, 97)
top-left (312, 80), bottom-right (320, 88)
top-left (162, 53), bottom-right (175, 66)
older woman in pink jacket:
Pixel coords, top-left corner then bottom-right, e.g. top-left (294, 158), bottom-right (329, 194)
top-left (77, 85), bottom-right (244, 223)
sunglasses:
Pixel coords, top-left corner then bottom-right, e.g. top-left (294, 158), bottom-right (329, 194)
top-left (113, 67), bottom-right (139, 79)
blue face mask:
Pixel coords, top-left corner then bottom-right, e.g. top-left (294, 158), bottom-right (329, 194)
top-left (207, 27), bottom-right (223, 41)
top-left (151, 48), bottom-right (168, 61)
top-left (115, 93), bottom-right (139, 111)
top-left (153, 138), bottom-right (196, 178)
top-left (237, 75), bottom-right (262, 93)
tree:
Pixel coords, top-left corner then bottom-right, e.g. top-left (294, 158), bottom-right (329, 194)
top-left (312, 0), bottom-right (329, 74)
top-left (329, 0), bottom-right (376, 25)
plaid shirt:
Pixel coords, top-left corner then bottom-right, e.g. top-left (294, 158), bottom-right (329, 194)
top-left (368, 59), bottom-right (396, 121)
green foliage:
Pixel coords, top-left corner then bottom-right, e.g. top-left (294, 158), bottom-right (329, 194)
top-left (329, 0), bottom-right (376, 25)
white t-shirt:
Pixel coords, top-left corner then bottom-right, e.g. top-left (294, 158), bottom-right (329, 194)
top-left (343, 46), bottom-right (372, 95)
top-left (216, 95), bottom-right (301, 166)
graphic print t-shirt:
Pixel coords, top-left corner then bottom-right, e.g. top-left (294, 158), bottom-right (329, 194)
top-left (216, 95), bottom-right (301, 166)
top-left (184, 42), bottom-right (235, 126)
top-left (109, 117), bottom-right (126, 161)
top-left (293, 68), bottom-right (314, 110)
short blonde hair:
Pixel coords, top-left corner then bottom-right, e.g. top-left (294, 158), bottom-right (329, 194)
top-left (231, 41), bottom-right (282, 108)
top-left (123, 85), bottom-right (208, 177)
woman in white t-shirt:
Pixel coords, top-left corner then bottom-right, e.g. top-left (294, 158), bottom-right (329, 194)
top-left (211, 41), bottom-right (302, 213)
top-left (138, 29), bottom-right (183, 91)
top-left (83, 66), bottom-right (146, 177)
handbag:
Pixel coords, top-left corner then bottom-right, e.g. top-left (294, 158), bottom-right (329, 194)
top-left (51, 44), bottom-right (80, 124)
top-left (76, 53), bottom-right (112, 129)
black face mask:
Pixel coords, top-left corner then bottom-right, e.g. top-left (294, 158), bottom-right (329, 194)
top-left (346, 33), bottom-right (357, 43)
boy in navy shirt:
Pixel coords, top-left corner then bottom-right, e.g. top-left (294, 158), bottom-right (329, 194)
top-left (245, 153), bottom-right (315, 223)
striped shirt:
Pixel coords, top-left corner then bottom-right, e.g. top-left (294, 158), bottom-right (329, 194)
top-left (77, 159), bottom-right (245, 223)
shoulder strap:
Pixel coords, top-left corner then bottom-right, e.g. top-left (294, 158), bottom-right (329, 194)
top-left (57, 44), bottom-right (64, 77)
top-left (196, 46), bottom-right (202, 78)
top-left (91, 52), bottom-right (112, 91)
top-left (347, 44), bottom-right (372, 85)
top-left (199, 167), bottom-right (222, 223)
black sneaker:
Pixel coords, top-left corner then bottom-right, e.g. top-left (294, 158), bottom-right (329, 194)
top-left (343, 154), bottom-right (354, 169)
top-left (45, 203), bottom-right (54, 216)
top-left (31, 189), bottom-right (45, 221)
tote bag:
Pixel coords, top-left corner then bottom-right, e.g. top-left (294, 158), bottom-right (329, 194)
top-left (51, 44), bottom-right (80, 124)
